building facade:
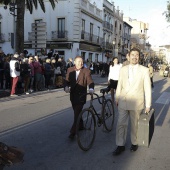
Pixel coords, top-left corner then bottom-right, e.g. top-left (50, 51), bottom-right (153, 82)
top-left (123, 17), bottom-right (150, 56)
top-left (0, 0), bottom-right (130, 63)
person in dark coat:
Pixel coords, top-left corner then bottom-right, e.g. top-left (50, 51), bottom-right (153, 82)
top-left (4, 55), bottom-right (11, 90)
top-left (20, 58), bottom-right (31, 94)
top-left (44, 58), bottom-right (52, 90)
top-left (64, 56), bottom-right (95, 139)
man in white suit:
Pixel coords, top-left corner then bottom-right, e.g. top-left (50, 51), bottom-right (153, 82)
top-left (113, 48), bottom-right (152, 155)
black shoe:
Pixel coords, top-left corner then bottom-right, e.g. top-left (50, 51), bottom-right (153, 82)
top-left (130, 145), bottom-right (138, 152)
top-left (68, 133), bottom-right (75, 139)
top-left (112, 146), bottom-right (125, 156)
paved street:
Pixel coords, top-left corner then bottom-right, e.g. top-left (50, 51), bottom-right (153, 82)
top-left (0, 73), bottom-right (170, 170)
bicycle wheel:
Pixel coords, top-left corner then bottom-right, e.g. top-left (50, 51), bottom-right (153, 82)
top-left (102, 99), bottom-right (114, 131)
top-left (76, 108), bottom-right (96, 151)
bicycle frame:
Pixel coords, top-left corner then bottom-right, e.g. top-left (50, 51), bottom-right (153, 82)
top-left (87, 91), bottom-right (108, 126)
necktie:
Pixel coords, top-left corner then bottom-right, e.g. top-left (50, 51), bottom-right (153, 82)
top-left (129, 66), bottom-right (134, 83)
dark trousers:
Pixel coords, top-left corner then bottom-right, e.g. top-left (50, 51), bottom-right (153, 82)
top-left (70, 104), bottom-right (84, 134)
top-left (0, 71), bottom-right (4, 89)
top-left (44, 74), bottom-right (51, 88)
top-left (4, 72), bottom-right (11, 89)
top-left (150, 77), bottom-right (154, 88)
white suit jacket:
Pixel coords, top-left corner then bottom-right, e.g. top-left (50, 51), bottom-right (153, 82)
top-left (116, 65), bottom-right (152, 110)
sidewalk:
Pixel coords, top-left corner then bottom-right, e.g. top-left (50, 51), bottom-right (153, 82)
top-left (0, 74), bottom-right (108, 99)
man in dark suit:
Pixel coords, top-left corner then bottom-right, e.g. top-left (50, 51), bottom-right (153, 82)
top-left (64, 56), bottom-right (95, 139)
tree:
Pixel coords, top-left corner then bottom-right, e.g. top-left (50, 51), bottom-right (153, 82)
top-left (0, 0), bottom-right (57, 54)
top-left (163, 1), bottom-right (170, 22)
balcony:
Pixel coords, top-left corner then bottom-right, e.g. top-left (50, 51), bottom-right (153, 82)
top-left (102, 41), bottom-right (113, 50)
top-left (51, 31), bottom-right (68, 40)
top-left (81, 31), bottom-right (103, 45)
top-left (103, 21), bottom-right (113, 31)
top-left (0, 33), bottom-right (5, 43)
top-left (80, 0), bottom-right (102, 19)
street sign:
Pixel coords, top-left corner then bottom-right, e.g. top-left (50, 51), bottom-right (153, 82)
top-left (31, 22), bottom-right (46, 49)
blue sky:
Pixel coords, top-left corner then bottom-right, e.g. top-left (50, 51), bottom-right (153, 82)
top-left (109, 0), bottom-right (170, 47)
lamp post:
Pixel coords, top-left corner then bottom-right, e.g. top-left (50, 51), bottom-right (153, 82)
top-left (112, 40), bottom-right (115, 57)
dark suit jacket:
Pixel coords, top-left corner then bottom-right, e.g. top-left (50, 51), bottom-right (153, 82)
top-left (64, 67), bottom-right (94, 104)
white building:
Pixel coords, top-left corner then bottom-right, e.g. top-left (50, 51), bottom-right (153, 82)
top-left (0, 0), bottom-right (128, 63)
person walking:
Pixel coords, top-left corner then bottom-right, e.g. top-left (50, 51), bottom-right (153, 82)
top-left (10, 53), bottom-right (21, 96)
top-left (113, 48), bottom-right (152, 155)
top-left (0, 50), bottom-right (4, 90)
top-left (122, 52), bottom-right (130, 66)
top-left (20, 58), bottom-right (31, 94)
top-left (44, 58), bottom-right (53, 90)
top-left (64, 56), bottom-right (95, 139)
top-left (4, 55), bottom-right (11, 90)
top-left (148, 63), bottom-right (154, 88)
top-left (108, 57), bottom-right (122, 104)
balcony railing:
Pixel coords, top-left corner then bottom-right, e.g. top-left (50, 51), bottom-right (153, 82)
top-left (81, 31), bottom-right (103, 45)
top-left (103, 21), bottom-right (113, 31)
top-left (0, 33), bottom-right (5, 43)
top-left (80, 0), bottom-right (102, 18)
top-left (102, 41), bottom-right (113, 50)
top-left (51, 31), bottom-right (68, 40)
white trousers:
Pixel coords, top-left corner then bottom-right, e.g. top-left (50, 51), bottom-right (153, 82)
top-left (116, 108), bottom-right (142, 146)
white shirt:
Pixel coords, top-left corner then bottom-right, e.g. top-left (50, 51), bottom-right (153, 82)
top-left (108, 64), bottom-right (122, 81)
top-left (10, 60), bottom-right (20, 77)
top-left (128, 64), bottom-right (139, 83)
top-left (76, 70), bottom-right (80, 80)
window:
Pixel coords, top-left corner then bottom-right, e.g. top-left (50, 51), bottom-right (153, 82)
top-left (0, 22), bottom-right (1, 34)
top-left (97, 26), bottom-right (100, 43)
top-left (81, 19), bottom-right (85, 39)
top-left (108, 35), bottom-right (110, 43)
top-left (58, 18), bottom-right (65, 38)
top-left (95, 54), bottom-right (98, 62)
top-left (89, 53), bottom-right (93, 62)
top-left (82, 19), bottom-right (85, 32)
top-left (104, 14), bottom-right (107, 21)
top-left (115, 21), bottom-right (117, 28)
top-left (90, 23), bottom-right (93, 41)
top-left (81, 52), bottom-right (86, 61)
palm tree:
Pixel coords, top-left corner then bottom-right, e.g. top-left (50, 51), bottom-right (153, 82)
top-left (163, 1), bottom-right (170, 22)
top-left (0, 0), bottom-right (57, 53)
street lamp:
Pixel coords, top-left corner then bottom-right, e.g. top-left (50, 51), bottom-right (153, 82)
top-left (112, 40), bottom-right (115, 57)
top-left (113, 40), bottom-right (118, 57)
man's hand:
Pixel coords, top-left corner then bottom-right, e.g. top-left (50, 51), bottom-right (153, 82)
top-left (145, 107), bottom-right (150, 114)
top-left (89, 88), bottom-right (94, 94)
top-left (65, 86), bottom-right (70, 93)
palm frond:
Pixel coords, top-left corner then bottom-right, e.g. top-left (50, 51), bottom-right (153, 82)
top-left (26, 0), bottom-right (33, 14)
top-left (49, 0), bottom-right (56, 10)
top-left (38, 0), bottom-right (45, 13)
top-left (0, 0), bottom-right (11, 5)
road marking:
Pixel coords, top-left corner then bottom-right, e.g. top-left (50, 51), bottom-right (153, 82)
top-left (155, 92), bottom-right (170, 104)
top-left (0, 108), bottom-right (70, 137)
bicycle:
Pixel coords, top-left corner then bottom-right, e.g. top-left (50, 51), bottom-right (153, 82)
top-left (76, 87), bottom-right (114, 151)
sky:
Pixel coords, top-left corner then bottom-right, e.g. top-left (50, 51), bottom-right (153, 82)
top-left (108, 0), bottom-right (170, 47)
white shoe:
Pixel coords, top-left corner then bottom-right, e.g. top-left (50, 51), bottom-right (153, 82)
top-left (26, 92), bottom-right (30, 95)
top-left (10, 94), bottom-right (18, 97)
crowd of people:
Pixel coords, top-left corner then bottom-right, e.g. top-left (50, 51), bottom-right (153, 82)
top-left (0, 49), bottom-right (112, 97)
